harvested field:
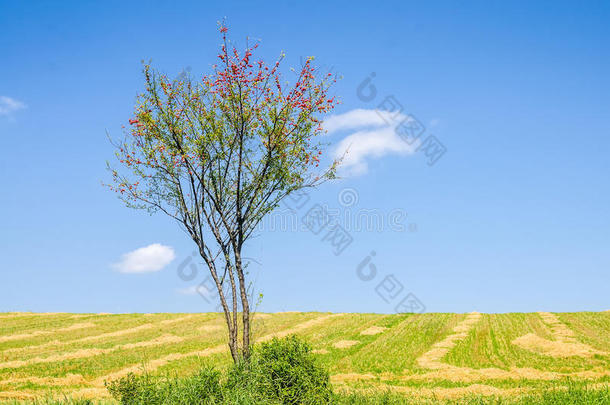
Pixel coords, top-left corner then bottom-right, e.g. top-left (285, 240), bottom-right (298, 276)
top-left (0, 311), bottom-right (608, 402)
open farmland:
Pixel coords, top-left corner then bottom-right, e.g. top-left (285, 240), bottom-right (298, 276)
top-left (0, 312), bottom-right (608, 403)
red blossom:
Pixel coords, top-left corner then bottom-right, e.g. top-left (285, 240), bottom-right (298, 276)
top-left (113, 25), bottom-right (339, 208)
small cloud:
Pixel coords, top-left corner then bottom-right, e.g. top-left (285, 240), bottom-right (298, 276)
top-left (113, 243), bottom-right (175, 274)
top-left (176, 285), bottom-right (207, 296)
top-left (176, 284), bottom-right (217, 301)
top-left (323, 108), bottom-right (391, 134)
top-left (0, 96), bottom-right (26, 117)
top-left (325, 109), bottom-right (419, 176)
top-left (333, 126), bottom-right (418, 176)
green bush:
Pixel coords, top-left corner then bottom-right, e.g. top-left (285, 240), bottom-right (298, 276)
top-left (105, 335), bottom-right (330, 405)
top-left (105, 365), bottom-right (222, 405)
top-left (226, 335), bottom-right (332, 404)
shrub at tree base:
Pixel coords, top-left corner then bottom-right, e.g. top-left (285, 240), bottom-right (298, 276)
top-left (105, 336), bottom-right (331, 405)
top-left (226, 335), bottom-right (332, 404)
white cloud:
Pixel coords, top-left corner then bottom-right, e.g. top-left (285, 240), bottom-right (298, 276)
top-left (429, 118), bottom-right (441, 128)
top-left (0, 96), bottom-right (26, 117)
top-left (325, 109), bottom-right (420, 176)
top-left (176, 285), bottom-right (208, 296)
top-left (323, 108), bottom-right (391, 134)
top-left (113, 243), bottom-right (176, 274)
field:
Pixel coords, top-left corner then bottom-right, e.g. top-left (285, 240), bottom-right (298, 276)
top-left (0, 311), bottom-right (608, 403)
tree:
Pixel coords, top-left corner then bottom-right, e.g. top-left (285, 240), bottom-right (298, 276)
top-left (106, 24), bottom-right (339, 362)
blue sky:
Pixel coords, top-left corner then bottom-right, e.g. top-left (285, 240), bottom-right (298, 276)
top-left (1, 0), bottom-right (608, 314)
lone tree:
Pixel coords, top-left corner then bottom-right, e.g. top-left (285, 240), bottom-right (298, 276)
top-left (106, 25), bottom-right (339, 362)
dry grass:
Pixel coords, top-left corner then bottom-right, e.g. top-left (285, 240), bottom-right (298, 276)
top-left (256, 313), bottom-right (343, 342)
top-left (0, 323), bottom-right (95, 343)
top-left (197, 325), bottom-right (224, 333)
top-left (510, 312), bottom-right (606, 358)
top-left (416, 312), bottom-right (482, 369)
top-left (365, 382), bottom-right (527, 399)
top-left (360, 326), bottom-right (387, 336)
top-left (0, 311), bottom-right (608, 402)
top-left (333, 340), bottom-right (360, 349)
top-left (0, 391), bottom-right (36, 400)
top-left (0, 334), bottom-right (184, 369)
top-left (0, 374), bottom-right (87, 387)
top-left (512, 333), bottom-right (604, 357)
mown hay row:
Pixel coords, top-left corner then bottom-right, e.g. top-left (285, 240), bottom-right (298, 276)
top-left (416, 312), bottom-right (481, 369)
top-left (0, 322), bottom-right (96, 343)
top-left (0, 374), bottom-right (87, 387)
top-left (335, 381), bottom-right (527, 399)
top-left (511, 312), bottom-right (606, 357)
top-left (84, 313), bottom-right (344, 388)
top-left (0, 334), bottom-right (183, 369)
top-left (3, 314), bottom-right (198, 354)
top-left (360, 326), bottom-right (387, 336)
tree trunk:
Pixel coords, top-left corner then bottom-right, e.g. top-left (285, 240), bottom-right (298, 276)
top-left (225, 259), bottom-right (240, 363)
top-left (198, 246), bottom-right (251, 362)
top-left (234, 250), bottom-right (251, 359)
top-left (198, 248), bottom-right (240, 363)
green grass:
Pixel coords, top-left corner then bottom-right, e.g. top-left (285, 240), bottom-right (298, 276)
top-left (1, 384), bottom-right (608, 404)
top-left (445, 313), bottom-right (610, 372)
top-left (0, 312), bottom-right (608, 403)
